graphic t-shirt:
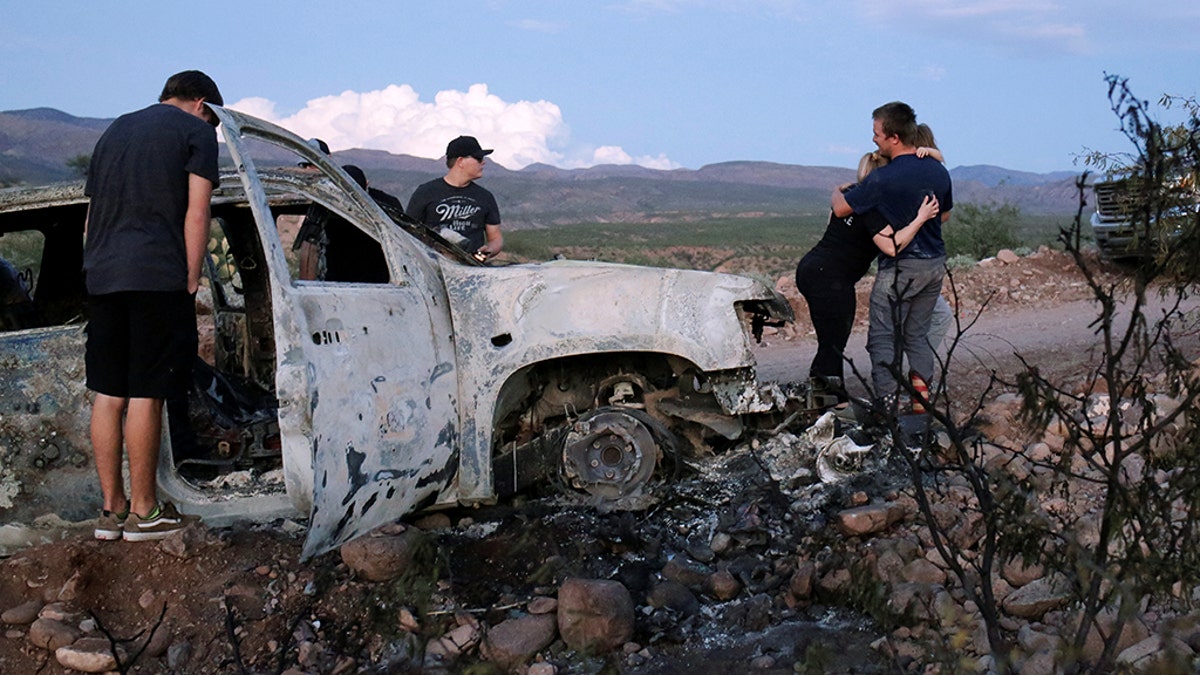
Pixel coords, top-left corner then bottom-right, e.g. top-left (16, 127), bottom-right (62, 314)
top-left (406, 179), bottom-right (500, 253)
top-left (84, 103), bottom-right (219, 294)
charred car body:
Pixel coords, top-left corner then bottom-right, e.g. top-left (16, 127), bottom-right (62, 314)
top-left (0, 107), bottom-right (794, 558)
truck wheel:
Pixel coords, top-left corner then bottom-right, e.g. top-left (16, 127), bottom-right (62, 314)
top-left (560, 407), bottom-right (674, 499)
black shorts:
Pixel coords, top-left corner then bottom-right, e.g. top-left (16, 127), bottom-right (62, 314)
top-left (85, 291), bottom-right (197, 399)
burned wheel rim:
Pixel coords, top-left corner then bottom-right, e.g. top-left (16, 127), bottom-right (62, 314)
top-left (561, 407), bottom-right (661, 499)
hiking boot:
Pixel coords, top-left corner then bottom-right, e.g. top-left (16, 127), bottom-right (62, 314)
top-left (122, 502), bottom-right (199, 542)
top-left (94, 508), bottom-right (128, 541)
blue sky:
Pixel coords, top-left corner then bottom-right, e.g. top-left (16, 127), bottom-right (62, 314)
top-left (1, 0), bottom-right (1196, 173)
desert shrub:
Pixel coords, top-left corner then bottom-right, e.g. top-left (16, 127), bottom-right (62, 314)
top-left (943, 201), bottom-right (1023, 261)
top-left (944, 253), bottom-right (977, 270)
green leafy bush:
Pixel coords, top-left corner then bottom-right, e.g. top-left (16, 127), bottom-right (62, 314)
top-left (943, 201), bottom-right (1023, 260)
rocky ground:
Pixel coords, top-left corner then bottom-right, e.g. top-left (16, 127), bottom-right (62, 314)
top-left (2, 248), bottom-right (1199, 674)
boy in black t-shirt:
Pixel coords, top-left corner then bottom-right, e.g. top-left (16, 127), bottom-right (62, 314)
top-left (83, 70), bottom-right (222, 542)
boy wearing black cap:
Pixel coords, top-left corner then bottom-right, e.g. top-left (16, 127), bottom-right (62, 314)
top-left (83, 70), bottom-right (222, 541)
top-left (406, 135), bottom-right (503, 261)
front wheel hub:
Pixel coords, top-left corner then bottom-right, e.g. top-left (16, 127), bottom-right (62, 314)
top-left (561, 408), bottom-right (660, 499)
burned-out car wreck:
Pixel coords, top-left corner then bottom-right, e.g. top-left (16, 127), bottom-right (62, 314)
top-left (0, 107), bottom-right (797, 559)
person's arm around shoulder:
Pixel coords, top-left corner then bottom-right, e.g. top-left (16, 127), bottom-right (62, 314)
top-left (184, 173), bottom-right (215, 294)
top-left (873, 194), bottom-right (940, 258)
top-left (831, 186), bottom-right (854, 218)
top-left (916, 147), bottom-right (945, 162)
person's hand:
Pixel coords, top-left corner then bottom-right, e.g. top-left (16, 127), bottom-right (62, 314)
top-left (837, 182), bottom-right (854, 193)
top-left (916, 146), bottom-right (930, 158)
top-left (917, 194), bottom-right (939, 222)
top-left (475, 244), bottom-right (500, 261)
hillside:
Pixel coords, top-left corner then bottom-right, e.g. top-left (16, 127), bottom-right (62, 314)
top-left (0, 107), bottom-right (1085, 225)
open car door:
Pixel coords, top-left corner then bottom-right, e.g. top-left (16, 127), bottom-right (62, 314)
top-left (213, 106), bottom-right (460, 559)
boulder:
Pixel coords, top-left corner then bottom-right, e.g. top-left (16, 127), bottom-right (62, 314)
top-left (481, 613), bottom-right (557, 670)
top-left (1002, 576), bottom-right (1071, 619)
top-left (557, 578), bottom-right (634, 652)
top-left (835, 502), bottom-right (904, 537)
top-left (1001, 557), bottom-right (1045, 588)
top-left (707, 570), bottom-right (741, 601)
top-left (996, 249), bottom-right (1020, 264)
top-left (1, 599), bottom-right (43, 625)
top-left (55, 637), bottom-right (119, 673)
top-left (28, 617), bottom-right (81, 651)
top-left (646, 581), bottom-right (699, 614)
top-left (901, 559), bottom-right (946, 585)
top-left (340, 527), bottom-right (422, 582)
top-left (661, 556), bottom-right (711, 589)
top-left (787, 560), bottom-right (816, 600)
top-left (1116, 635), bottom-right (1193, 671)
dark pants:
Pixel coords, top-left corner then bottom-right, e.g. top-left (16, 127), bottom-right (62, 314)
top-left (795, 252), bottom-right (859, 382)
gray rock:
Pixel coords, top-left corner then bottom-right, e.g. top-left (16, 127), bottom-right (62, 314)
top-left (686, 538), bottom-right (716, 563)
top-left (900, 559), bottom-right (946, 585)
top-left (557, 578), bottom-right (635, 652)
top-left (1002, 576), bottom-right (1070, 619)
top-left (28, 617), bottom-right (81, 651)
top-left (710, 532), bottom-right (733, 555)
top-left (159, 524), bottom-right (213, 559)
top-left (481, 613), bottom-right (557, 670)
top-left (647, 581), bottom-right (699, 614)
top-left (1, 599), bottom-right (43, 625)
top-left (140, 621), bottom-right (172, 657)
top-left (1001, 557), bottom-right (1045, 588)
top-left (1116, 635), bottom-right (1193, 670)
top-left (1016, 648), bottom-right (1058, 675)
top-left (996, 249), bottom-right (1020, 264)
top-left (55, 636), bottom-right (118, 673)
top-left (661, 556), bottom-right (712, 589)
top-left (38, 602), bottom-right (75, 622)
top-left (1063, 608), bottom-right (1151, 664)
top-left (886, 582), bottom-right (939, 621)
top-left (167, 640), bottom-right (193, 669)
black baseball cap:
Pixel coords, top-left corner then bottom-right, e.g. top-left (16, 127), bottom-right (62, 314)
top-left (446, 135), bottom-right (493, 161)
top-left (298, 138), bottom-right (331, 168)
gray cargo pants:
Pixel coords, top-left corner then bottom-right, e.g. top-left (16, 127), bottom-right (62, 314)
top-left (867, 256), bottom-right (946, 399)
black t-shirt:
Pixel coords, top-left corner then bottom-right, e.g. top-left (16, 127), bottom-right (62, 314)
top-left (84, 103), bottom-right (219, 294)
top-left (844, 154), bottom-right (953, 265)
top-left (406, 178), bottom-right (500, 253)
top-left (807, 207), bottom-right (889, 281)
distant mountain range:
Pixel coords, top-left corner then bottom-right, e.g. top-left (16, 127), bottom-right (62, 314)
top-left (0, 107), bottom-right (1086, 226)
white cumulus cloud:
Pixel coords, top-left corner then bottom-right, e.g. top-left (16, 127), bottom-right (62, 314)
top-left (227, 83), bottom-right (677, 170)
